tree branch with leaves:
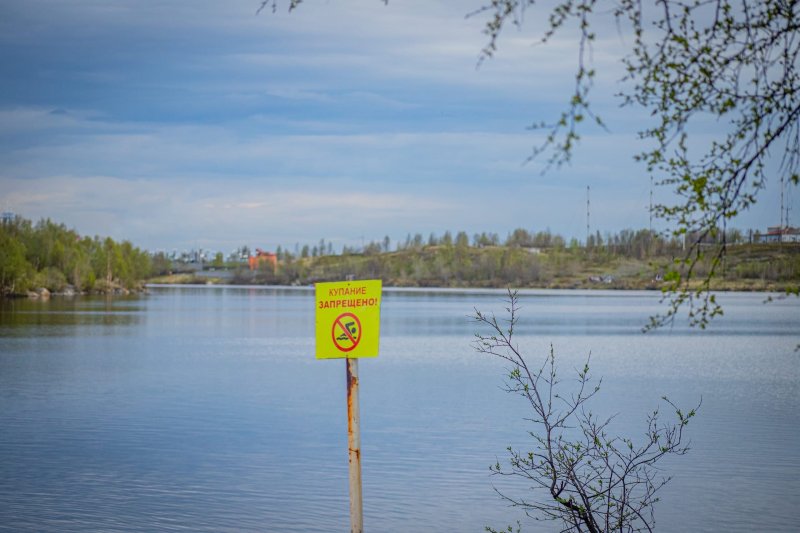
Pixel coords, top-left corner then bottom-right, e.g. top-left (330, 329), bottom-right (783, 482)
top-left (264, 0), bottom-right (799, 328)
top-left (469, 0), bottom-right (800, 327)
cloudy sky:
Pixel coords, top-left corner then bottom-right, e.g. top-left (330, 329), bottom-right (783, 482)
top-left (0, 0), bottom-right (794, 253)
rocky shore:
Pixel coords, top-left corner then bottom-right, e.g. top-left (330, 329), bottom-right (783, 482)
top-left (20, 282), bottom-right (147, 299)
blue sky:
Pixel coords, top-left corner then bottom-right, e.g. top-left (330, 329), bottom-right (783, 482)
top-left (0, 0), bottom-right (795, 253)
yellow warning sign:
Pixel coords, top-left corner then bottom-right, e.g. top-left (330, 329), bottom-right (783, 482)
top-left (315, 279), bottom-right (382, 359)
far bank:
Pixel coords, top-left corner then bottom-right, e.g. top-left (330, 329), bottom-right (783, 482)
top-left (148, 242), bottom-right (800, 294)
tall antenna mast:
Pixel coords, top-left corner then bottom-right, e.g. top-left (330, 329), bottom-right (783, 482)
top-left (780, 175), bottom-right (785, 229)
top-left (649, 177), bottom-right (653, 233)
top-left (586, 185), bottom-right (591, 246)
top-left (785, 179), bottom-right (791, 228)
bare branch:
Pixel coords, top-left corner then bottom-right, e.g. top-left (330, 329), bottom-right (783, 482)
top-left (476, 291), bottom-right (699, 532)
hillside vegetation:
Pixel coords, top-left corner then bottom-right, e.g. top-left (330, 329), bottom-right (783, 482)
top-left (226, 230), bottom-right (799, 292)
top-left (3, 218), bottom-right (795, 296)
top-left (0, 217), bottom-right (151, 296)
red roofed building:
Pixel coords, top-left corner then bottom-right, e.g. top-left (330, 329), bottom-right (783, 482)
top-left (758, 226), bottom-right (800, 244)
top-left (248, 248), bottom-right (277, 271)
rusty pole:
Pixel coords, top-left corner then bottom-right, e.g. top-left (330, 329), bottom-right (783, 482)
top-left (346, 357), bottom-right (363, 533)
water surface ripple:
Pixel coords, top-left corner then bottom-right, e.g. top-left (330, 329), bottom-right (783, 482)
top-left (1, 287), bottom-right (798, 532)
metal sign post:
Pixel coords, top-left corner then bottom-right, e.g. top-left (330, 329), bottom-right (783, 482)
top-left (315, 279), bottom-right (382, 533)
top-left (346, 358), bottom-right (363, 533)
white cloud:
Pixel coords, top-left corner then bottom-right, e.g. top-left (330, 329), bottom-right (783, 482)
top-left (0, 173), bottom-right (455, 250)
top-left (1, 0), bottom-right (791, 251)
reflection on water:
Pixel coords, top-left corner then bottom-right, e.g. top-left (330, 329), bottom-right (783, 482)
top-left (0, 296), bottom-right (144, 339)
top-left (0, 286), bottom-right (798, 532)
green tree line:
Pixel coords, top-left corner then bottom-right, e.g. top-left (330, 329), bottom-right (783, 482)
top-left (0, 216), bottom-right (151, 295)
top-left (237, 227), bottom-right (798, 290)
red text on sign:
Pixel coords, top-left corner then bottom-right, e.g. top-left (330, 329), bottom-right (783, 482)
top-left (329, 286), bottom-right (367, 297)
top-left (319, 298), bottom-right (377, 309)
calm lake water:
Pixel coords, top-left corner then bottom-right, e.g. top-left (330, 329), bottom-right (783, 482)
top-left (1, 286), bottom-right (798, 532)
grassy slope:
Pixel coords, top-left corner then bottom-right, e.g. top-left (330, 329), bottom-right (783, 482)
top-left (149, 243), bottom-right (799, 291)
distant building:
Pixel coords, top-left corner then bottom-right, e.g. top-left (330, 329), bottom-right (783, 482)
top-left (249, 248), bottom-right (277, 271)
top-left (758, 226), bottom-right (800, 243)
top-left (1, 210), bottom-right (14, 224)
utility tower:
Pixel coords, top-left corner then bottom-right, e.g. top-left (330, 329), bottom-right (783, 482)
top-left (649, 177), bottom-right (653, 233)
top-left (586, 185), bottom-right (591, 247)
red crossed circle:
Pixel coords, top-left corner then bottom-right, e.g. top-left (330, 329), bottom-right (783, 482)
top-left (331, 312), bottom-right (362, 352)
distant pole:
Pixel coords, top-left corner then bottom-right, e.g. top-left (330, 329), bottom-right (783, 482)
top-left (780, 175), bottom-right (785, 229)
top-left (346, 358), bottom-right (363, 533)
top-left (649, 177), bottom-right (653, 234)
top-left (780, 176), bottom-right (785, 246)
top-left (586, 186), bottom-right (591, 247)
top-left (784, 177), bottom-right (791, 230)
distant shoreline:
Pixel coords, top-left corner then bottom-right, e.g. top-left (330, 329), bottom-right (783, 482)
top-left (3, 283), bottom-right (148, 300)
top-left (145, 277), bottom-right (795, 294)
top-left (147, 242), bottom-right (798, 295)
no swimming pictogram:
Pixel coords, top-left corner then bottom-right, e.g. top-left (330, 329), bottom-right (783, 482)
top-left (315, 279), bottom-right (381, 359)
top-left (332, 312), bottom-right (361, 352)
